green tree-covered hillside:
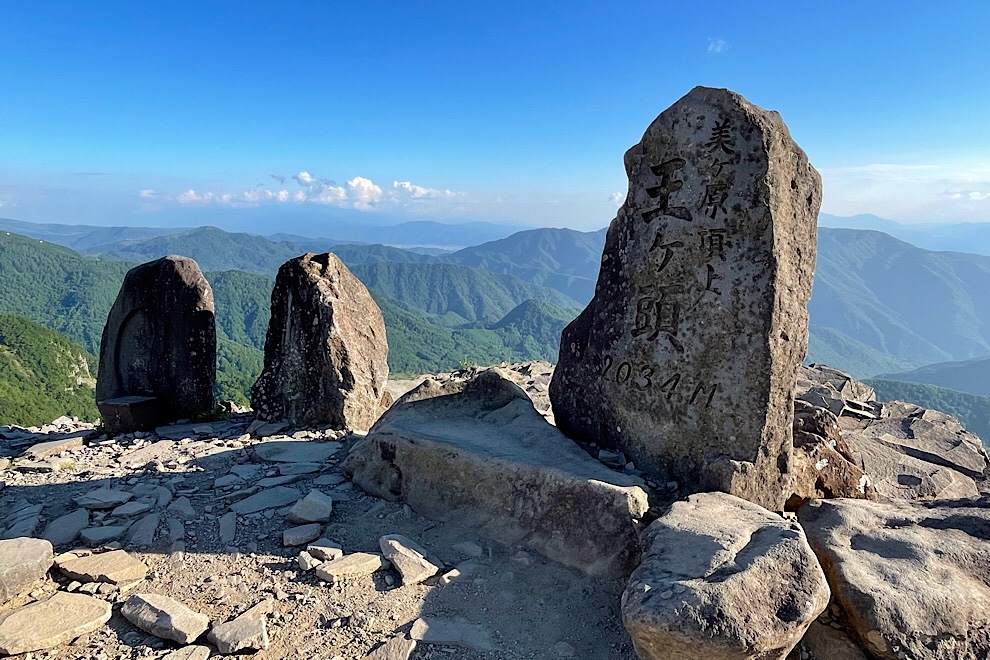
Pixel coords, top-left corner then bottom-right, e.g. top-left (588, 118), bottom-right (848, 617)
top-left (0, 314), bottom-right (99, 425)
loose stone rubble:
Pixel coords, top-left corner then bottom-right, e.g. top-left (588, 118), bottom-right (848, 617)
top-left (550, 87), bottom-right (821, 512)
top-left (251, 252), bottom-right (390, 430)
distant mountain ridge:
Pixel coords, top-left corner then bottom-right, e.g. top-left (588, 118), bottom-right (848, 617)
top-left (877, 356), bottom-right (990, 397)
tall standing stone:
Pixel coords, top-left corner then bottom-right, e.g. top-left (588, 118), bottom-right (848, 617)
top-left (96, 255), bottom-right (216, 428)
top-left (549, 87), bottom-right (820, 511)
top-left (251, 253), bottom-right (388, 430)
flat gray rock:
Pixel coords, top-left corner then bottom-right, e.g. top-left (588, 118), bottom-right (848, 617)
top-left (230, 486), bottom-right (301, 514)
top-left (57, 549), bottom-right (148, 585)
top-left (549, 87), bottom-right (821, 511)
top-left (127, 513), bottom-right (160, 547)
top-left (112, 500), bottom-right (153, 518)
top-left (162, 645), bottom-right (213, 660)
top-left (75, 487), bottom-right (133, 510)
top-left (162, 645), bottom-right (211, 660)
top-left (286, 489), bottom-right (334, 523)
top-left (0, 591), bottom-right (111, 655)
top-left (24, 435), bottom-right (85, 459)
top-left (346, 368), bottom-right (649, 577)
top-left (366, 635), bottom-right (417, 660)
top-left (283, 523), bottom-right (322, 547)
top-left (314, 552), bottom-right (386, 582)
top-left (622, 492), bottom-right (829, 660)
top-left (208, 599), bottom-right (271, 653)
top-left (41, 508), bottom-right (89, 546)
top-left (219, 512), bottom-right (236, 543)
top-left (410, 617), bottom-right (493, 651)
top-left (167, 496), bottom-right (197, 519)
top-left (121, 593), bottom-right (210, 644)
top-left (379, 534), bottom-right (441, 585)
top-left (81, 525), bottom-right (129, 546)
top-left (799, 497), bottom-right (990, 660)
top-left (0, 537), bottom-right (54, 603)
top-left (252, 440), bottom-right (340, 464)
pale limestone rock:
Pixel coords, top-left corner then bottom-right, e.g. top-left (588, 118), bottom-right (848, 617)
top-left (346, 368), bottom-right (649, 577)
top-left (622, 493), bottom-right (829, 660)
top-left (0, 537), bottom-right (53, 603)
top-left (799, 497), bottom-right (990, 660)
top-left (314, 552), bottom-right (386, 582)
top-left (57, 549), bottom-right (148, 584)
top-left (366, 635), bottom-right (417, 660)
top-left (409, 617), bottom-right (493, 651)
top-left (379, 534), bottom-right (441, 585)
top-left (286, 489), bottom-right (334, 524)
top-left (0, 592), bottom-right (112, 655)
top-left (208, 599), bottom-right (272, 653)
top-left (121, 593), bottom-right (210, 644)
top-left (550, 87), bottom-right (821, 511)
top-left (162, 645), bottom-right (212, 660)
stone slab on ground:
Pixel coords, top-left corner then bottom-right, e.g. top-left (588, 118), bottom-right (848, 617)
top-left (81, 525), bottom-right (129, 546)
top-left (75, 487), bottom-right (133, 509)
top-left (253, 441), bottom-right (340, 464)
top-left (622, 492), bottom-right (829, 660)
top-left (283, 523), bottom-right (322, 547)
top-left (127, 513), bottom-right (160, 547)
top-left (162, 646), bottom-right (212, 660)
top-left (0, 591), bottom-right (112, 655)
top-left (549, 87), bottom-right (821, 512)
top-left (40, 508), bottom-right (89, 546)
top-left (410, 617), bottom-right (493, 651)
top-left (57, 549), bottom-right (148, 585)
top-left (230, 486), bottom-right (301, 514)
top-left (365, 635), bottom-right (416, 660)
top-left (24, 435), bottom-right (85, 459)
top-left (286, 489), bottom-right (334, 523)
top-left (0, 537), bottom-right (54, 603)
top-left (799, 497), bottom-right (990, 660)
top-left (208, 599), bottom-right (272, 653)
top-left (121, 593), bottom-right (210, 644)
top-left (314, 552), bottom-right (386, 582)
top-left (346, 368), bottom-right (650, 577)
top-left (379, 534), bottom-right (442, 585)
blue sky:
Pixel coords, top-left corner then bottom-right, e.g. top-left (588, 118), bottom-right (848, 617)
top-left (1, 1), bottom-right (989, 232)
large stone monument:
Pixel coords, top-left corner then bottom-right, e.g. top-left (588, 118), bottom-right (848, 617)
top-left (251, 252), bottom-right (389, 430)
top-left (549, 87), bottom-right (821, 511)
top-left (96, 255), bottom-right (216, 430)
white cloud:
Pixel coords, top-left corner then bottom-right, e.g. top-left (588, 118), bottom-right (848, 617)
top-left (138, 189), bottom-right (158, 198)
top-left (708, 38), bottom-right (728, 54)
top-left (392, 180), bottom-right (458, 200)
top-left (161, 173), bottom-right (466, 213)
top-left (609, 192), bottom-right (625, 207)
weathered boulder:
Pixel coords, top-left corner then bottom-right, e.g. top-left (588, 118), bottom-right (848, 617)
top-left (379, 534), bottom-right (442, 585)
top-left (346, 368), bottom-right (650, 577)
top-left (208, 599), bottom-right (271, 654)
top-left (550, 87), bottom-right (821, 511)
top-left (121, 593), bottom-right (210, 644)
top-left (251, 252), bottom-right (388, 431)
top-left (0, 591), bottom-right (112, 655)
top-left (799, 497), bottom-right (990, 660)
top-left (96, 255), bottom-right (216, 429)
top-left (0, 537), bottom-right (53, 603)
top-left (622, 493), bottom-right (829, 660)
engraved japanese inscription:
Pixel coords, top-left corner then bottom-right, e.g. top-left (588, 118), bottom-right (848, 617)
top-left (550, 87), bottom-right (821, 511)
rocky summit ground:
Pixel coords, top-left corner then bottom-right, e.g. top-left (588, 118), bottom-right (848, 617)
top-left (0, 363), bottom-right (634, 660)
